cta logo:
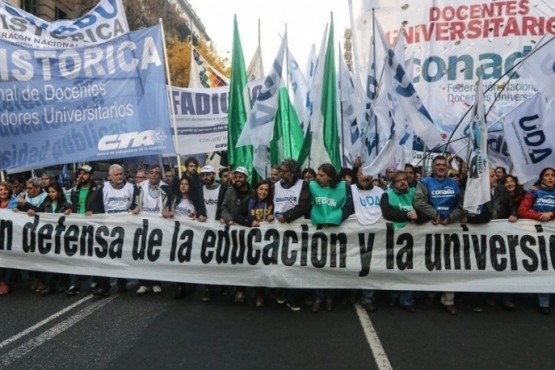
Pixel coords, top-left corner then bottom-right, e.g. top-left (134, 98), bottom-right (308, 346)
top-left (98, 130), bottom-right (163, 151)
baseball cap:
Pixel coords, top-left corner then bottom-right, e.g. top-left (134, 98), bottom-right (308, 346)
top-left (78, 165), bottom-right (93, 173)
top-left (234, 166), bottom-right (249, 177)
top-left (200, 165), bottom-right (215, 174)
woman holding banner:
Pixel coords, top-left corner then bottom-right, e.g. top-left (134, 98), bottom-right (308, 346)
top-left (308, 163), bottom-right (353, 313)
top-left (518, 167), bottom-right (555, 315)
top-left (235, 180), bottom-right (274, 307)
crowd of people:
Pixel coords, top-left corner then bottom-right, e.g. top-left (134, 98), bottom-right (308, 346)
top-left (1, 156), bottom-right (554, 315)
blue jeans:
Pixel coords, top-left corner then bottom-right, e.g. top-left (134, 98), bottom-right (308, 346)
top-left (360, 290), bottom-right (375, 304)
top-left (390, 291), bottom-right (415, 307)
top-left (538, 293), bottom-right (550, 308)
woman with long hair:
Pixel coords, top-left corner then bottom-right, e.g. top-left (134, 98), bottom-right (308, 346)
top-left (27, 183), bottom-right (71, 296)
top-left (492, 174), bottom-right (526, 222)
top-left (235, 180), bottom-right (274, 307)
top-left (308, 163), bottom-right (353, 313)
top-left (518, 167), bottom-right (555, 314)
top-left (171, 176), bottom-right (206, 299)
top-left (0, 182), bottom-right (17, 295)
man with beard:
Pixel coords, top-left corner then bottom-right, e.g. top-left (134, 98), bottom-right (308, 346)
top-left (65, 165), bottom-right (99, 296)
top-left (413, 155), bottom-right (464, 315)
top-left (220, 167), bottom-right (253, 226)
top-left (380, 170), bottom-right (419, 313)
top-left (88, 164), bottom-right (139, 298)
top-left (219, 166), bottom-right (253, 303)
top-left (219, 167), bottom-right (233, 186)
top-left (350, 166), bottom-right (384, 313)
top-left (200, 165), bottom-right (227, 221)
top-left (273, 159), bottom-right (311, 311)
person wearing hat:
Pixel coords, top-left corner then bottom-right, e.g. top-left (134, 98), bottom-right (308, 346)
top-left (220, 166), bottom-right (254, 304)
top-left (64, 165), bottom-right (100, 296)
top-left (220, 166), bottom-right (253, 225)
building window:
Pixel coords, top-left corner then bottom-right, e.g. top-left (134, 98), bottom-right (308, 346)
top-left (23, 0), bottom-right (38, 15)
top-left (55, 7), bottom-right (68, 20)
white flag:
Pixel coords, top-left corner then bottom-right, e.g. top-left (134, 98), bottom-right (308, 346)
top-left (463, 75), bottom-right (491, 213)
top-left (338, 51), bottom-right (361, 167)
top-left (247, 45), bottom-right (265, 81)
top-left (236, 34), bottom-right (286, 147)
top-left (502, 92), bottom-right (555, 185)
top-left (287, 48), bottom-right (311, 134)
top-left (375, 19), bottom-right (447, 150)
top-left (518, 35), bottom-right (555, 104)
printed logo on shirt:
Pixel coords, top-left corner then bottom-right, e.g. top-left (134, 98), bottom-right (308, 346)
top-left (359, 195), bottom-right (380, 207)
top-left (431, 187), bottom-right (456, 197)
top-left (315, 197), bottom-right (337, 207)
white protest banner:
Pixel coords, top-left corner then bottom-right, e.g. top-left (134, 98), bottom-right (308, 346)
top-left (351, 0), bottom-right (552, 158)
top-left (502, 92), bottom-right (555, 184)
top-left (0, 0), bottom-right (129, 48)
top-left (1, 211), bottom-right (555, 293)
top-left (170, 80), bottom-right (264, 155)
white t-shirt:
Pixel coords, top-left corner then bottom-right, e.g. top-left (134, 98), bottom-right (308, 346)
top-left (203, 184), bottom-right (221, 220)
top-left (102, 182), bottom-right (135, 213)
top-left (140, 181), bottom-right (163, 215)
top-left (351, 185), bottom-right (384, 225)
top-left (174, 198), bottom-right (196, 217)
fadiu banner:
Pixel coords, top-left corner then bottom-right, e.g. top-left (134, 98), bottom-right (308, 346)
top-left (0, 25), bottom-right (175, 171)
top-left (1, 211), bottom-right (554, 292)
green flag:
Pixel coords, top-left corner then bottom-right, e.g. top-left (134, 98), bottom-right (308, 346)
top-left (321, 14), bottom-right (341, 171)
top-left (227, 15), bottom-right (253, 175)
top-left (271, 87), bottom-right (305, 165)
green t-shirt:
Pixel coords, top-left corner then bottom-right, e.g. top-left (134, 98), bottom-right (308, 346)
top-left (78, 187), bottom-right (90, 214)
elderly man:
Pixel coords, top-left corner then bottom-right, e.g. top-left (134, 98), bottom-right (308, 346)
top-left (89, 164), bottom-right (139, 298)
top-left (413, 155), bottom-right (464, 315)
top-left (16, 177), bottom-right (47, 212)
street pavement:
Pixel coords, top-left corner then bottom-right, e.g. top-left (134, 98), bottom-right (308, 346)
top-left (1, 279), bottom-right (555, 369)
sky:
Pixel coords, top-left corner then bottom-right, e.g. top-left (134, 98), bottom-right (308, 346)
top-left (187, 0), bottom-right (351, 73)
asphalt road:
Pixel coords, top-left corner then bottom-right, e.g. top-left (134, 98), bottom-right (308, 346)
top-left (1, 278), bottom-right (555, 370)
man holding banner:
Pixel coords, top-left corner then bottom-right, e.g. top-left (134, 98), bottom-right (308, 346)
top-left (89, 164), bottom-right (139, 298)
top-left (414, 155), bottom-right (464, 315)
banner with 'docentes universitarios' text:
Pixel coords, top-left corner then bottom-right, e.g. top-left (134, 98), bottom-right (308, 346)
top-left (0, 25), bottom-right (175, 172)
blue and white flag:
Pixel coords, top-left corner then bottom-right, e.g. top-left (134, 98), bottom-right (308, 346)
top-left (375, 19), bottom-right (447, 150)
top-left (287, 48), bottom-right (310, 134)
top-left (338, 50), bottom-right (361, 167)
top-left (517, 35), bottom-right (555, 104)
top-left (463, 74), bottom-right (491, 213)
top-left (235, 33), bottom-right (286, 148)
top-left (502, 92), bottom-right (555, 185)
top-left (0, 25), bottom-right (175, 172)
top-left (0, 0), bottom-right (129, 48)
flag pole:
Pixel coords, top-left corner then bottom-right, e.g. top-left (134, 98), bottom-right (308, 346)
top-left (284, 26), bottom-right (293, 159)
top-left (338, 41), bottom-right (346, 167)
top-left (159, 18), bottom-right (182, 178)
